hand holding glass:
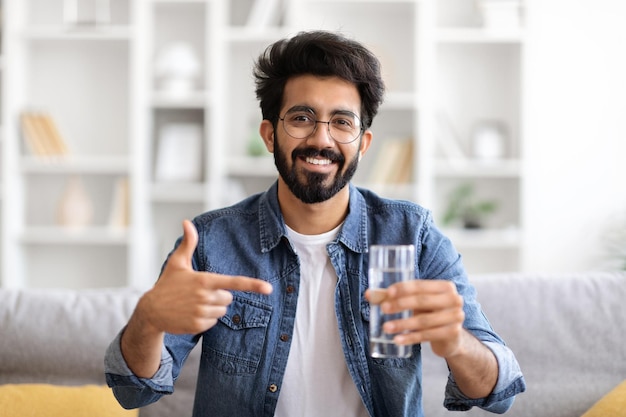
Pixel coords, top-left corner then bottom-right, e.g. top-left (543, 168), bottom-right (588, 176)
top-left (369, 245), bottom-right (415, 358)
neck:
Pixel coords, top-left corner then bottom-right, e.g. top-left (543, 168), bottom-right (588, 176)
top-left (277, 179), bottom-right (350, 235)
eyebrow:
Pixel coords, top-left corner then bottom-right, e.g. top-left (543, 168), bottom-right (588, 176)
top-left (284, 105), bottom-right (315, 115)
top-left (284, 105), bottom-right (358, 118)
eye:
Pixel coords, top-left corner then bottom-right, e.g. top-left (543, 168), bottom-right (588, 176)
top-left (288, 112), bottom-right (314, 125)
top-left (331, 114), bottom-right (356, 130)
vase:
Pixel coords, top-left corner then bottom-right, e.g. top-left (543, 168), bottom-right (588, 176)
top-left (471, 121), bottom-right (507, 161)
top-left (57, 176), bottom-right (94, 229)
top-left (154, 42), bottom-right (201, 95)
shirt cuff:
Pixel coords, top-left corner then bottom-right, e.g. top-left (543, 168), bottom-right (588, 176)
top-left (443, 341), bottom-right (526, 413)
top-left (104, 328), bottom-right (175, 388)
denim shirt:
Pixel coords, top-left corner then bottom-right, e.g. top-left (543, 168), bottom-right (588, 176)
top-left (105, 182), bottom-right (526, 416)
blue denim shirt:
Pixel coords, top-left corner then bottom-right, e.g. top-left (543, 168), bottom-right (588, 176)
top-left (105, 182), bottom-right (525, 416)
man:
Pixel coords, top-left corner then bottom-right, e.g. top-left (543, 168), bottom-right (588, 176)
top-left (105, 30), bottom-right (525, 416)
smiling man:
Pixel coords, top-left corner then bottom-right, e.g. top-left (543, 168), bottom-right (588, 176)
top-left (105, 30), bottom-right (525, 417)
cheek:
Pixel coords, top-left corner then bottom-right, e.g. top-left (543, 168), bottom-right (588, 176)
top-left (344, 144), bottom-right (362, 162)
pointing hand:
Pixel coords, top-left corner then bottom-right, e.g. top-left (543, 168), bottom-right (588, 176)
top-left (138, 220), bottom-right (272, 335)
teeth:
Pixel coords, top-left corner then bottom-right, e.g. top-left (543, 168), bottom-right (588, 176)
top-left (305, 157), bottom-right (332, 165)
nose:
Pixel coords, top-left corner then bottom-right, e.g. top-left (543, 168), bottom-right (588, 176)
top-left (308, 120), bottom-right (334, 146)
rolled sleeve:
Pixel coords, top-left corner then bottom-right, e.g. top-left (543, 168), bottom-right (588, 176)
top-left (443, 341), bottom-right (526, 413)
top-left (104, 329), bottom-right (175, 409)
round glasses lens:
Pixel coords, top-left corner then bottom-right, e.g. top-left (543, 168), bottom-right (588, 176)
top-left (328, 113), bottom-right (361, 143)
top-left (282, 112), bottom-right (315, 139)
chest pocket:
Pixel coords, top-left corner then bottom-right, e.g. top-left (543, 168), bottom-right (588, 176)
top-left (203, 296), bottom-right (272, 375)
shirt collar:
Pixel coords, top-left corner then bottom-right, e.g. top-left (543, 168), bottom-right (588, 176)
top-left (258, 182), bottom-right (368, 254)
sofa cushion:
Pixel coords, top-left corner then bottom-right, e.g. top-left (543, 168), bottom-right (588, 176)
top-left (580, 380), bottom-right (626, 417)
top-left (0, 288), bottom-right (141, 386)
top-left (0, 287), bottom-right (200, 417)
top-left (0, 384), bottom-right (138, 417)
top-left (421, 271), bottom-right (626, 417)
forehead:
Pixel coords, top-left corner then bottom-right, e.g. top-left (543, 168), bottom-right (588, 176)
top-left (282, 74), bottom-right (361, 114)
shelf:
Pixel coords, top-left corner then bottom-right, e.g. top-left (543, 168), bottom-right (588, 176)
top-left (435, 27), bottom-right (526, 44)
top-left (153, 0), bottom-right (209, 3)
top-left (382, 92), bottom-right (420, 110)
top-left (227, 156), bottom-right (276, 177)
top-left (357, 182), bottom-right (417, 201)
top-left (307, 0), bottom-right (416, 3)
top-left (225, 27), bottom-right (290, 43)
top-left (20, 155), bottom-right (131, 174)
top-left (151, 91), bottom-right (209, 109)
top-left (440, 227), bottom-right (521, 249)
top-left (151, 182), bottom-right (207, 203)
top-left (434, 158), bottom-right (522, 178)
top-left (19, 226), bottom-right (129, 245)
top-left (21, 25), bottom-right (133, 41)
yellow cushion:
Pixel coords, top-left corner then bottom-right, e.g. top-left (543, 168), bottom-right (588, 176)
top-left (0, 384), bottom-right (138, 417)
top-left (581, 380), bottom-right (626, 417)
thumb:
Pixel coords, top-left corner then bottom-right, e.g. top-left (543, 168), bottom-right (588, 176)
top-left (168, 219), bottom-right (199, 270)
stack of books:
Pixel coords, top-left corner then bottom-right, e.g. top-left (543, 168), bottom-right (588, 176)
top-left (20, 111), bottom-right (70, 157)
top-left (367, 138), bottom-right (414, 185)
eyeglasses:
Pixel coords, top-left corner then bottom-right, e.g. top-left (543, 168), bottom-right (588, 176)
top-left (279, 110), bottom-right (363, 144)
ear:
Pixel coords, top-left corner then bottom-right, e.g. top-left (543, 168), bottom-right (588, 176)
top-left (260, 120), bottom-right (275, 153)
top-left (358, 129), bottom-right (373, 159)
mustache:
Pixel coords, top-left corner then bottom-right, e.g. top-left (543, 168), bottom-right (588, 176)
top-left (291, 147), bottom-right (345, 163)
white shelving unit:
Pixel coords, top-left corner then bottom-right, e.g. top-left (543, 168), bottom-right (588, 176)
top-left (0, 0), bottom-right (5, 287)
top-left (431, 0), bottom-right (526, 273)
top-left (1, 0), bottom-right (146, 288)
top-left (0, 0), bottom-right (527, 289)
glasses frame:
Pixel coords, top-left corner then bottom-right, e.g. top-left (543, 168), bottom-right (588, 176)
top-left (278, 110), bottom-right (364, 144)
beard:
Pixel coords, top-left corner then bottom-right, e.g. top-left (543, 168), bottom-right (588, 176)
top-left (274, 138), bottom-right (360, 204)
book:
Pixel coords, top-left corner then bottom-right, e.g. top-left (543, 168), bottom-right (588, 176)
top-left (39, 113), bottom-right (70, 155)
top-left (435, 109), bottom-right (467, 163)
top-left (154, 123), bottom-right (203, 182)
top-left (20, 112), bottom-right (48, 155)
top-left (391, 140), bottom-right (414, 184)
top-left (108, 177), bottom-right (130, 229)
top-left (20, 111), bottom-right (70, 157)
top-left (246, 0), bottom-right (283, 29)
top-left (367, 138), bottom-right (413, 184)
top-left (367, 140), bottom-right (396, 185)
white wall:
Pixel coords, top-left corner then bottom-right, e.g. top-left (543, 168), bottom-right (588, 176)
top-left (524, 0), bottom-right (626, 271)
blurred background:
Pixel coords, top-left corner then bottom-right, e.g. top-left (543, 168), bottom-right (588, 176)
top-left (1, 0), bottom-right (625, 289)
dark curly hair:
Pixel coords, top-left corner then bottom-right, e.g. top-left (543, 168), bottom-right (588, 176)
top-left (253, 30), bottom-right (385, 130)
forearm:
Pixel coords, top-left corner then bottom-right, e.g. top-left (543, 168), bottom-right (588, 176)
top-left (120, 301), bottom-right (165, 379)
top-left (445, 330), bottom-right (498, 399)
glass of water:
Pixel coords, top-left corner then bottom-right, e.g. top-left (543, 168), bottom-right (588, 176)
top-left (369, 245), bottom-right (415, 358)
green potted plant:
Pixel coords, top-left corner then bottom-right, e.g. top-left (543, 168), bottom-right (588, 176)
top-left (442, 182), bottom-right (498, 229)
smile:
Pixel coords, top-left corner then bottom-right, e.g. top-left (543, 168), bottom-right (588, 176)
top-left (305, 157), bottom-right (333, 165)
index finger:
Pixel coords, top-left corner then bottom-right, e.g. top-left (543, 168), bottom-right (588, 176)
top-left (387, 279), bottom-right (456, 298)
top-left (205, 274), bottom-right (273, 295)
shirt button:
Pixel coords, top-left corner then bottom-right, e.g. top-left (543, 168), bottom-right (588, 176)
top-left (279, 334), bottom-right (289, 342)
top-left (232, 315), bottom-right (241, 325)
top-left (269, 384), bottom-right (278, 393)
top-left (286, 285), bottom-right (295, 294)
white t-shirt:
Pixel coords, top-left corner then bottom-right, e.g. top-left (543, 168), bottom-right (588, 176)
top-left (274, 225), bottom-right (369, 417)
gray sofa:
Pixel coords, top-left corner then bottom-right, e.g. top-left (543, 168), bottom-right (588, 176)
top-left (1, 271), bottom-right (625, 417)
